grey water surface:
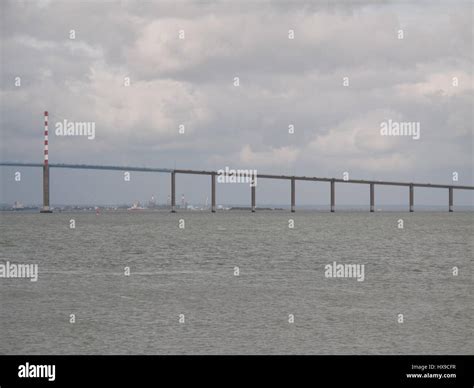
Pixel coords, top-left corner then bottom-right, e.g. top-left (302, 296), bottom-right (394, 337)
top-left (0, 211), bottom-right (472, 354)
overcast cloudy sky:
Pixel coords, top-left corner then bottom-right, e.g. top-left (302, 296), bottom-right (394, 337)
top-left (0, 0), bottom-right (472, 206)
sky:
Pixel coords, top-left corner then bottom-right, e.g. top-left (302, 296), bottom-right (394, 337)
top-left (0, 0), bottom-right (473, 207)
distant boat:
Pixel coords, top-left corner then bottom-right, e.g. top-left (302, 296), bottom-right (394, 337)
top-left (12, 201), bottom-right (24, 210)
top-left (127, 202), bottom-right (145, 211)
top-left (10, 201), bottom-right (36, 211)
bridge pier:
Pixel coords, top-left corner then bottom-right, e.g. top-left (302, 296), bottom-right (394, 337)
top-left (291, 177), bottom-right (295, 212)
top-left (171, 172), bottom-right (176, 213)
top-left (251, 184), bottom-right (256, 212)
top-left (211, 172), bottom-right (216, 212)
top-left (40, 164), bottom-right (52, 213)
top-left (330, 179), bottom-right (335, 212)
top-left (409, 184), bottom-right (414, 212)
top-left (40, 111), bottom-right (52, 213)
top-left (449, 187), bottom-right (453, 212)
top-left (370, 183), bottom-right (375, 212)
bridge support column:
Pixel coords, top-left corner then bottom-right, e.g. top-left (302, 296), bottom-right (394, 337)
top-left (330, 179), bottom-right (335, 212)
top-left (251, 184), bottom-right (256, 212)
top-left (40, 164), bottom-right (52, 213)
top-left (409, 184), bottom-right (414, 212)
top-left (171, 172), bottom-right (176, 213)
top-left (449, 187), bottom-right (453, 212)
top-left (370, 183), bottom-right (375, 212)
top-left (40, 111), bottom-right (52, 213)
top-left (211, 172), bottom-right (216, 213)
top-left (291, 178), bottom-right (295, 212)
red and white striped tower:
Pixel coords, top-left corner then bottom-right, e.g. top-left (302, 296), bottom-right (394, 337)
top-left (44, 111), bottom-right (49, 165)
top-left (40, 111), bottom-right (52, 212)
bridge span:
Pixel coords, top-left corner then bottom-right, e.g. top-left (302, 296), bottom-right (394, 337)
top-left (1, 161), bottom-right (473, 213)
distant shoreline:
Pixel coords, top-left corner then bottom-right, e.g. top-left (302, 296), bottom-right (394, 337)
top-left (2, 207), bottom-right (473, 213)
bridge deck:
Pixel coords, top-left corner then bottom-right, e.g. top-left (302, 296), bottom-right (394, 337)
top-left (1, 162), bottom-right (473, 190)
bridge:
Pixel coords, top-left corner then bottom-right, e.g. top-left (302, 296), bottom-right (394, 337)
top-left (1, 111), bottom-right (473, 213)
top-left (1, 161), bottom-right (473, 213)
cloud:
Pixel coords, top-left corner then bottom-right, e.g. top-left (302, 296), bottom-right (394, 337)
top-left (239, 144), bottom-right (300, 167)
top-left (310, 110), bottom-right (404, 155)
top-left (0, 0), bottom-right (472, 204)
top-left (395, 70), bottom-right (472, 98)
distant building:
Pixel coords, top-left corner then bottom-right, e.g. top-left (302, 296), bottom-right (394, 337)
top-left (148, 195), bottom-right (157, 208)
